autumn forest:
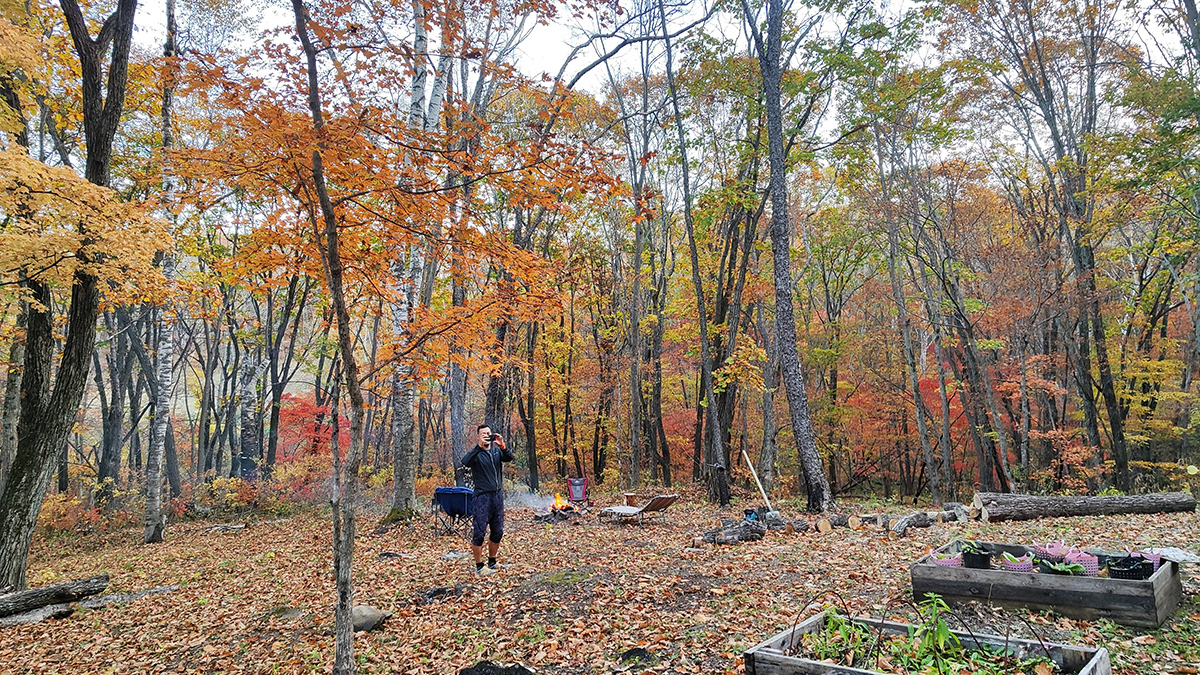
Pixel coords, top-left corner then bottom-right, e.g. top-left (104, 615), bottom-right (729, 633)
top-left (2, 0), bottom-right (1200, 669)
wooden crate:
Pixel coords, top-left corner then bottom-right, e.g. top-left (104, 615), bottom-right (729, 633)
top-left (744, 611), bottom-right (1111, 675)
top-left (911, 540), bottom-right (1183, 628)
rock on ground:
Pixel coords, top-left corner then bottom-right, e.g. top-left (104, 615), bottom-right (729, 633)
top-left (351, 604), bottom-right (391, 632)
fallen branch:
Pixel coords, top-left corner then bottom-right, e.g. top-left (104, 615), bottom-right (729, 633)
top-left (0, 574), bottom-right (108, 618)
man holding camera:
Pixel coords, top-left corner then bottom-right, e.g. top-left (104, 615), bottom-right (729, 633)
top-left (460, 424), bottom-right (514, 576)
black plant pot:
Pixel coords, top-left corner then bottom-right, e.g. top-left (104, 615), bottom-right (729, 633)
top-left (1107, 558), bottom-right (1154, 580)
top-left (962, 550), bottom-right (993, 569)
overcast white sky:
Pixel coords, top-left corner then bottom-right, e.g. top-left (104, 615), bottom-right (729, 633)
top-left (130, 0), bottom-right (634, 96)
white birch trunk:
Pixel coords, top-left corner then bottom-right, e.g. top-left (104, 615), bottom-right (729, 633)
top-left (145, 0), bottom-right (177, 544)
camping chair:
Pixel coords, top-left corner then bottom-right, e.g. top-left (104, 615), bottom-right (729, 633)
top-left (566, 477), bottom-right (589, 508)
top-left (431, 486), bottom-right (474, 540)
top-left (598, 494), bottom-right (680, 525)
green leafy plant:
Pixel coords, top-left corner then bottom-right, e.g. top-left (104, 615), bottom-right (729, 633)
top-left (960, 540), bottom-right (989, 556)
top-left (799, 597), bottom-right (1064, 674)
top-left (1002, 551), bottom-right (1033, 563)
top-left (800, 612), bottom-right (872, 666)
top-left (1042, 561), bottom-right (1086, 575)
top-left (910, 594), bottom-right (962, 671)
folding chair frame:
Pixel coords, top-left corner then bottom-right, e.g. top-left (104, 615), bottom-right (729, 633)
top-left (430, 487), bottom-right (474, 540)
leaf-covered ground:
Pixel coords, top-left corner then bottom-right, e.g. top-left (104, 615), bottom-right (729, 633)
top-left (4, 493), bottom-right (1200, 674)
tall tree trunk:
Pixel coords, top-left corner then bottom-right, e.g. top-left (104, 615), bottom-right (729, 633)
top-left (145, 0), bottom-right (178, 542)
top-left (165, 421), bottom-right (181, 498)
top-left (95, 313), bottom-right (133, 501)
top-left (660, 0), bottom-right (728, 505)
top-left (265, 274), bottom-right (307, 475)
top-left (756, 302), bottom-right (779, 493)
top-left (197, 328), bottom-right (217, 474)
top-left (520, 323), bottom-right (539, 491)
top-left (0, 303), bottom-right (26, 499)
top-left (387, 256), bottom-right (419, 516)
top-left (628, 199), bottom-right (644, 488)
top-left (290, 3), bottom-right (369, 670)
top-left (885, 219), bottom-right (941, 504)
top-left (1081, 247), bottom-right (1130, 490)
top-left (932, 322), bottom-right (956, 500)
top-left (238, 352), bottom-right (263, 479)
top-left (449, 275), bottom-right (468, 487)
top-left (744, 0), bottom-right (832, 511)
top-left (1017, 334), bottom-right (1031, 477)
top-left (651, 301), bottom-right (671, 486)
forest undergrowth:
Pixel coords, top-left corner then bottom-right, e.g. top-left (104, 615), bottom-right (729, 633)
top-left (3, 497), bottom-right (1199, 675)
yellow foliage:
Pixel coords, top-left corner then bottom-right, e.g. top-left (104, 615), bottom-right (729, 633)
top-left (713, 342), bottom-right (769, 394)
top-left (0, 7), bottom-right (40, 135)
top-left (0, 148), bottom-right (170, 306)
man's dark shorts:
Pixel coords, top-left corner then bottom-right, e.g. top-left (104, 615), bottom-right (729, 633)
top-left (472, 490), bottom-right (504, 547)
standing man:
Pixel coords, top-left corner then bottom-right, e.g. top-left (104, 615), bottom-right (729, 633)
top-left (460, 424), bottom-right (513, 576)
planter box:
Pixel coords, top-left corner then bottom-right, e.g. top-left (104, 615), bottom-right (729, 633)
top-left (911, 541), bottom-right (1183, 628)
top-left (744, 611), bottom-right (1111, 675)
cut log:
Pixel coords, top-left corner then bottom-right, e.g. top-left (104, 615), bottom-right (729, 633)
top-left (0, 574), bottom-right (108, 618)
top-left (889, 511), bottom-right (934, 539)
top-left (935, 510), bottom-right (958, 522)
top-left (968, 506), bottom-right (981, 520)
top-left (814, 513), bottom-right (851, 533)
top-left (973, 491), bottom-right (1197, 523)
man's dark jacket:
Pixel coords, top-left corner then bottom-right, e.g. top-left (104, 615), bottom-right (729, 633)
top-left (460, 442), bottom-right (514, 494)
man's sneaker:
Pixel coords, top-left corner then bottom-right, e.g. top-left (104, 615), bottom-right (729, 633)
top-left (478, 565), bottom-right (497, 577)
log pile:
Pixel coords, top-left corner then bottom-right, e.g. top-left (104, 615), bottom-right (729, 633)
top-left (703, 520), bottom-right (767, 545)
top-left (694, 491), bottom-right (1196, 544)
top-left (816, 507), bottom-right (958, 536)
top-left (699, 512), bottom-right (810, 545)
top-left (974, 491), bottom-right (1197, 523)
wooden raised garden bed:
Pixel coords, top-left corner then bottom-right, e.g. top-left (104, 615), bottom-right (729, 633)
top-left (911, 541), bottom-right (1183, 627)
top-left (744, 611), bottom-right (1112, 675)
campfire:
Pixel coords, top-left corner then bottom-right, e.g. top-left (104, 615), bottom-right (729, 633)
top-left (551, 493), bottom-right (575, 512)
top-left (533, 493), bottom-right (580, 524)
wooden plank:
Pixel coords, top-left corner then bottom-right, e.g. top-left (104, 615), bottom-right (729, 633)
top-left (1079, 649), bottom-right (1113, 675)
top-left (744, 611), bottom-right (1111, 675)
top-left (1152, 562), bottom-right (1184, 627)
